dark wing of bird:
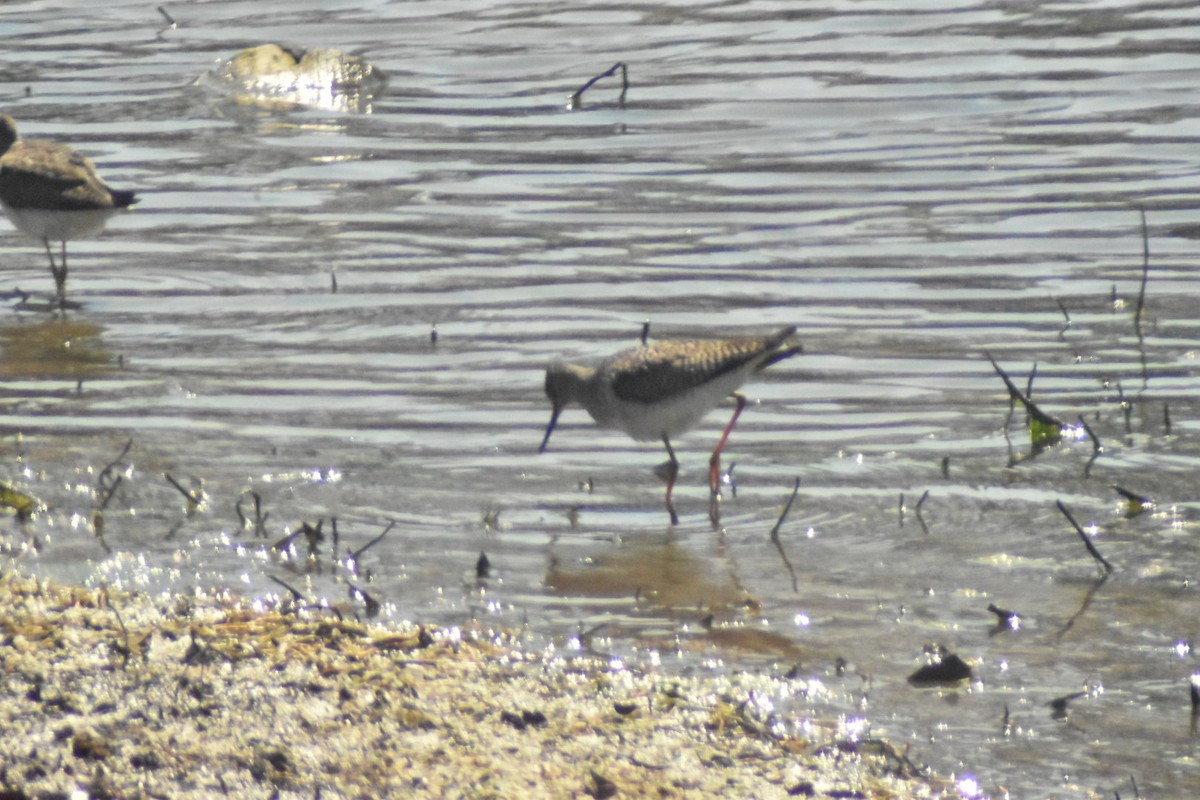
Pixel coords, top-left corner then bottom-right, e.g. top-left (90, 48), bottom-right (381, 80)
top-left (608, 329), bottom-right (796, 405)
top-left (0, 142), bottom-right (120, 210)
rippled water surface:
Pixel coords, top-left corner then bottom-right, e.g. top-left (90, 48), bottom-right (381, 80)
top-left (3, 1), bottom-right (1200, 796)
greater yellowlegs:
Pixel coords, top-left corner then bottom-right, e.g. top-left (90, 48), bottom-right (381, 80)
top-left (540, 325), bottom-right (801, 524)
top-left (0, 114), bottom-right (138, 303)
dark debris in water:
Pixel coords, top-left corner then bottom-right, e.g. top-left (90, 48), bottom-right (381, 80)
top-left (907, 645), bottom-right (973, 686)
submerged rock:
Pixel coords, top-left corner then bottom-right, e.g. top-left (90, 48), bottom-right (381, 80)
top-left (196, 44), bottom-right (386, 113)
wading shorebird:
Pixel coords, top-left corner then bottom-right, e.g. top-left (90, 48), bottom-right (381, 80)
top-left (0, 114), bottom-right (138, 304)
top-left (539, 325), bottom-right (801, 524)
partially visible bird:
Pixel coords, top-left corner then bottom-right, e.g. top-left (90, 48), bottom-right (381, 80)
top-left (540, 325), bottom-right (801, 524)
top-left (0, 114), bottom-right (138, 304)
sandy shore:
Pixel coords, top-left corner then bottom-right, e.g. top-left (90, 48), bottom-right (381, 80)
top-left (0, 571), bottom-right (961, 799)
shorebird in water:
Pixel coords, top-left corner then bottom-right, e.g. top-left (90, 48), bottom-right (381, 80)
top-left (540, 325), bottom-right (801, 524)
top-left (0, 114), bottom-right (138, 305)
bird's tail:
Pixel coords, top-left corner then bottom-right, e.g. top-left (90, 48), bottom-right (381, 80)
top-left (762, 325), bottom-right (802, 367)
top-left (110, 189), bottom-right (139, 208)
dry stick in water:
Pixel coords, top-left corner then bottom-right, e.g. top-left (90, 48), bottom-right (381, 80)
top-left (987, 352), bottom-right (1065, 444)
top-left (1134, 207), bottom-right (1150, 341)
top-left (268, 574), bottom-right (305, 605)
top-left (164, 472), bottom-right (203, 506)
top-left (1055, 500), bottom-right (1114, 575)
top-left (914, 489), bottom-right (930, 534)
top-left (1054, 297), bottom-right (1071, 338)
top-left (96, 439), bottom-right (133, 510)
top-left (351, 520), bottom-right (396, 562)
top-left (769, 478), bottom-right (800, 592)
top-left (106, 593), bottom-right (133, 669)
top-left (1078, 414), bottom-right (1102, 479)
top-left (1116, 381), bottom-right (1133, 434)
top-left (236, 490), bottom-right (269, 537)
top-left (570, 62), bottom-right (628, 109)
top-left (348, 582), bottom-right (381, 616)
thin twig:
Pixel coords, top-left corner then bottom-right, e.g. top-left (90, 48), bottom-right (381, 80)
top-left (107, 594), bottom-right (132, 669)
top-left (569, 62), bottom-right (628, 109)
top-left (236, 490), bottom-right (268, 537)
top-left (97, 439), bottom-right (133, 486)
top-left (769, 479), bottom-right (800, 593)
top-left (351, 520), bottom-right (396, 561)
top-left (1056, 500), bottom-right (1113, 575)
top-left (97, 474), bottom-right (123, 511)
top-left (1078, 414), bottom-right (1102, 479)
top-left (348, 582), bottom-right (381, 617)
top-left (268, 574), bottom-right (305, 604)
top-left (164, 472), bottom-right (203, 506)
top-left (1116, 381), bottom-right (1133, 434)
top-left (96, 439), bottom-right (133, 510)
top-left (987, 353), bottom-right (1064, 463)
top-left (914, 490), bottom-right (930, 535)
top-left (769, 478), bottom-right (800, 542)
top-left (1054, 297), bottom-right (1071, 338)
top-left (1078, 414), bottom-right (1101, 455)
top-left (1111, 484), bottom-right (1152, 515)
top-left (1134, 207), bottom-right (1149, 341)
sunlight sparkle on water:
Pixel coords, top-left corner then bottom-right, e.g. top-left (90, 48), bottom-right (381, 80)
top-left (1174, 640), bottom-right (1192, 658)
top-left (956, 774), bottom-right (985, 799)
top-left (839, 715), bottom-right (870, 742)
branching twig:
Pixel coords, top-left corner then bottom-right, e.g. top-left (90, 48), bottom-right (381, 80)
top-left (987, 353), bottom-right (1064, 433)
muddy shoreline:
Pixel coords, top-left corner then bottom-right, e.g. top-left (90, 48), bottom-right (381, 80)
top-left (0, 571), bottom-right (961, 799)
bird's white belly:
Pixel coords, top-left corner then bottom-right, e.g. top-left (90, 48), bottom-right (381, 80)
top-left (605, 378), bottom-right (743, 441)
top-left (2, 205), bottom-right (117, 242)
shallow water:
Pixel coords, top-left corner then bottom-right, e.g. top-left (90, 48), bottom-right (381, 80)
top-left (1, 0), bottom-right (1200, 796)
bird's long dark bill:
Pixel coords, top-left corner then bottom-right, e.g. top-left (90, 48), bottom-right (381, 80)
top-left (539, 408), bottom-right (561, 453)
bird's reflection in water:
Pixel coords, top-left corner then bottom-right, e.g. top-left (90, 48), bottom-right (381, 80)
top-left (546, 536), bottom-right (748, 611)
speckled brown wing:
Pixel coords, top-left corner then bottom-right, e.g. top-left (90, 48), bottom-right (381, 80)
top-left (609, 327), bottom-right (798, 405)
top-left (0, 141), bottom-right (130, 211)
